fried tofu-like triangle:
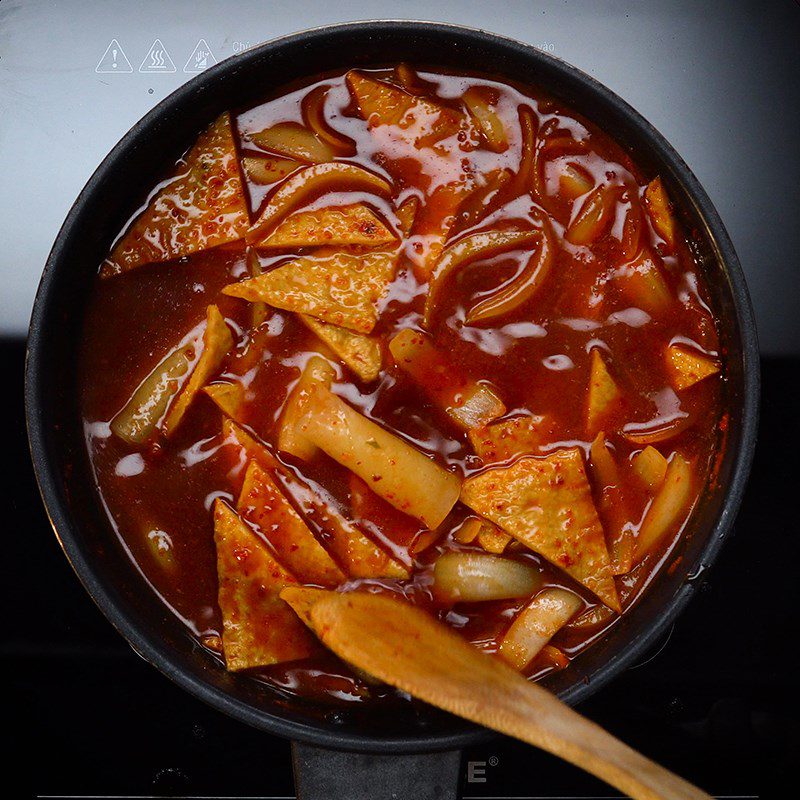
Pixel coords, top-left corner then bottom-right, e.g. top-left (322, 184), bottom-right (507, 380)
top-left (644, 177), bottom-right (677, 252)
top-left (103, 113), bottom-right (249, 275)
top-left (299, 315), bottom-right (382, 383)
top-left (460, 449), bottom-right (620, 611)
top-left (237, 460), bottom-right (345, 586)
top-left (261, 204), bottom-right (396, 249)
top-left (223, 249), bottom-right (397, 334)
top-left (203, 381), bottom-right (245, 420)
top-left (163, 305), bottom-right (233, 437)
top-left (213, 499), bottom-right (316, 671)
top-left (395, 196), bottom-right (419, 237)
top-left (665, 343), bottom-right (720, 391)
top-left (282, 472), bottom-right (409, 580)
top-left (222, 418), bottom-right (279, 469)
top-left (586, 349), bottom-right (622, 435)
top-left (346, 70), bottom-right (468, 147)
top-left (468, 414), bottom-right (557, 464)
top-left (346, 73), bottom-right (480, 278)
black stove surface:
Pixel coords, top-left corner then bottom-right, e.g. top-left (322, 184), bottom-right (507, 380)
top-left (4, 339), bottom-right (796, 799)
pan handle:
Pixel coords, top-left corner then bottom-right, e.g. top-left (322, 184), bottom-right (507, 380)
top-left (292, 741), bottom-right (462, 800)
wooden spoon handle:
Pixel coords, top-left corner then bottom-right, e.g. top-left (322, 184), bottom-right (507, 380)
top-left (455, 673), bottom-right (710, 800)
top-left (282, 587), bottom-right (713, 800)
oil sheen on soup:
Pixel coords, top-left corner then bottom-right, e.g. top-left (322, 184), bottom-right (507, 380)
top-left (79, 65), bottom-right (725, 706)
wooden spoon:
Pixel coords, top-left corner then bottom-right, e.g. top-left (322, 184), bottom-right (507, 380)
top-left (281, 587), bottom-right (712, 800)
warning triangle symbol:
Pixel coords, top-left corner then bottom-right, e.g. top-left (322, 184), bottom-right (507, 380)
top-left (184, 39), bottom-right (217, 73)
top-left (139, 39), bottom-right (176, 73)
top-left (96, 39), bottom-right (133, 74)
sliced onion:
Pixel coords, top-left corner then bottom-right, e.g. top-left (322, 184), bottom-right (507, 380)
top-left (532, 131), bottom-right (590, 214)
top-left (144, 527), bottom-right (177, 573)
top-left (559, 162), bottom-right (594, 200)
top-left (301, 86), bottom-right (356, 155)
top-left (463, 87), bottom-right (508, 152)
top-left (619, 202), bottom-right (644, 262)
top-left (433, 552), bottom-right (542, 603)
top-left (394, 62), bottom-right (420, 91)
top-left (452, 169), bottom-right (512, 236)
top-left (453, 517), bottom-right (483, 544)
top-left (388, 329), bottom-right (506, 430)
top-left (395, 195), bottom-right (419, 237)
top-left (242, 155), bottom-right (301, 186)
top-left (246, 248), bottom-right (269, 328)
top-left (567, 602), bottom-right (616, 632)
top-left (465, 211), bottom-right (556, 325)
top-left (506, 106), bottom-right (537, 198)
top-left (589, 433), bottom-right (634, 575)
top-left (622, 413), bottom-right (694, 445)
top-left (249, 121), bottom-right (336, 164)
top-left (498, 588), bottom-right (583, 671)
top-left (635, 453), bottom-right (694, 560)
top-left (422, 228), bottom-right (539, 328)
top-left (565, 184), bottom-right (621, 245)
top-left (246, 162), bottom-right (392, 243)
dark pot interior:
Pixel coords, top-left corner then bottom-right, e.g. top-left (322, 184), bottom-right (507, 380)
top-left (25, 21), bottom-right (759, 754)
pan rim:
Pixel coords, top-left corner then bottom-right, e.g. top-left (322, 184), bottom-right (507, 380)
top-left (24, 19), bottom-right (760, 754)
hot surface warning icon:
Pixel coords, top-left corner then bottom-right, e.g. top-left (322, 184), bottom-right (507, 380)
top-left (139, 39), bottom-right (176, 73)
top-left (96, 39), bottom-right (133, 73)
top-left (184, 39), bottom-right (217, 73)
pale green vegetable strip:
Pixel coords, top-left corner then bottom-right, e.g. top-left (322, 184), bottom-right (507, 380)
top-left (110, 342), bottom-right (193, 445)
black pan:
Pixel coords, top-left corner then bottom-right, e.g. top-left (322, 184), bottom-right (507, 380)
top-left (25, 20), bottom-right (759, 799)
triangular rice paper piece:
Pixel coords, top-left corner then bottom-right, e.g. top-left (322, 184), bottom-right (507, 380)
top-left (259, 204), bottom-right (396, 248)
top-left (103, 113), bottom-right (249, 275)
top-left (468, 414), bottom-right (559, 464)
top-left (346, 71), bottom-right (468, 148)
top-left (222, 418), bottom-right (278, 468)
top-left (300, 315), bottom-right (382, 382)
top-left (162, 305), bottom-right (233, 437)
top-left (280, 471), bottom-right (409, 580)
top-left (203, 381), bottom-right (245, 420)
top-left (586, 349), bottom-right (622, 435)
top-left (223, 249), bottom-right (397, 334)
top-left (237, 460), bottom-right (345, 586)
top-left (460, 449), bottom-right (620, 611)
top-left (213, 499), bottom-right (317, 671)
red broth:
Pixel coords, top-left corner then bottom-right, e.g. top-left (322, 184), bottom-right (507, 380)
top-left (79, 66), bottom-right (724, 706)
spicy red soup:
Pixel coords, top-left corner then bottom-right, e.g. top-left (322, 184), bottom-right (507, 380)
top-left (79, 65), bottom-right (724, 705)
